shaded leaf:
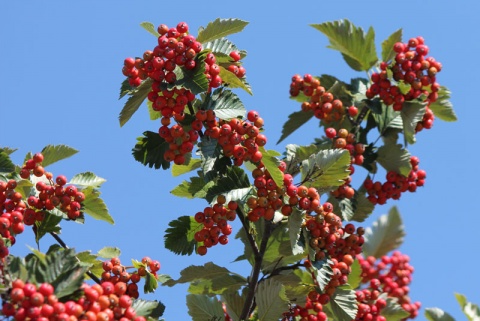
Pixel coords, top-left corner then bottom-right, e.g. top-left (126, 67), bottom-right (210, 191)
top-left (311, 259), bottom-right (334, 291)
top-left (301, 149), bottom-right (351, 189)
top-left (82, 187), bottom-right (114, 224)
top-left (363, 206), bottom-right (405, 258)
top-left (258, 146), bottom-right (283, 188)
top-left (0, 151), bottom-right (15, 173)
top-left (197, 18), bottom-right (249, 43)
top-left (288, 208), bottom-right (305, 255)
top-left (132, 131), bottom-right (171, 170)
top-left (41, 145), bottom-right (79, 168)
top-left (372, 104), bottom-right (403, 133)
top-left (272, 270), bottom-right (314, 306)
top-left (381, 298), bottom-right (410, 321)
top-left (170, 176), bottom-right (209, 199)
top-left (186, 294), bottom-right (225, 321)
top-left (119, 78), bottom-right (153, 127)
top-left (277, 111), bottom-right (314, 144)
top-left (219, 65), bottom-right (252, 95)
top-left (205, 166), bottom-right (250, 203)
top-left (376, 143), bottom-right (411, 177)
top-left (35, 212), bottom-right (62, 244)
top-left (401, 101), bottom-right (426, 144)
top-left (174, 54), bottom-right (209, 94)
top-left (144, 271), bottom-right (158, 293)
top-left (132, 299), bottom-right (165, 318)
top-left (256, 278), bottom-right (289, 321)
top-left (311, 20), bottom-right (378, 71)
top-left (222, 291), bottom-right (245, 321)
top-left (381, 29), bottom-right (403, 62)
top-left (164, 216), bottom-right (202, 255)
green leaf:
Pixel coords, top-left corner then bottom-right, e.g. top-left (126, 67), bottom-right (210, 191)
top-left (381, 29), bottom-right (403, 62)
top-left (272, 270), bottom-right (314, 306)
top-left (202, 88), bottom-right (246, 120)
top-left (219, 65), bottom-right (252, 95)
top-left (186, 294), bottom-right (225, 321)
top-left (221, 291), bottom-right (246, 321)
top-left (363, 206), bottom-right (405, 258)
top-left (164, 216), bottom-right (202, 255)
top-left (425, 307), bottom-right (456, 321)
top-left (76, 251), bottom-right (103, 280)
top-left (97, 247), bottom-right (121, 259)
top-left (256, 278), bottom-right (289, 321)
top-left (140, 21), bottom-right (160, 37)
top-left (170, 176), bottom-right (209, 199)
top-left (203, 37), bottom-right (245, 62)
top-left (197, 18), bottom-right (249, 43)
top-left (7, 256), bottom-right (28, 281)
top-left (328, 286), bottom-right (358, 321)
top-left (132, 131), bottom-right (171, 170)
top-left (34, 212), bottom-right (62, 244)
top-left (347, 259), bottom-right (362, 289)
top-left (372, 104), bottom-right (403, 133)
top-left (174, 54), bottom-right (209, 94)
top-left (301, 149), bottom-right (351, 189)
top-left (381, 298), bottom-right (411, 321)
top-left (0, 147), bottom-right (17, 156)
top-left (401, 101), bottom-right (426, 144)
top-left (429, 87), bottom-right (457, 122)
top-left (81, 186), bottom-right (114, 224)
top-left (132, 299), bottom-right (165, 318)
top-left (144, 271), bottom-right (158, 293)
top-left (0, 151), bottom-right (15, 173)
top-left (311, 259), bottom-right (334, 291)
top-left (172, 159), bottom-right (202, 177)
top-left (455, 293), bottom-right (480, 321)
top-left (147, 100), bottom-right (161, 121)
top-left (119, 78), bottom-right (153, 127)
top-left (258, 146), bottom-right (283, 188)
top-left (311, 20), bottom-right (378, 71)
top-left (41, 145), bottom-right (79, 167)
top-left (68, 172), bottom-right (106, 188)
top-left (277, 110), bottom-right (314, 144)
top-left (376, 142), bottom-right (411, 177)
top-left (329, 189), bottom-right (374, 223)
top-left (288, 207), bottom-right (305, 255)
top-left (205, 166), bottom-right (251, 203)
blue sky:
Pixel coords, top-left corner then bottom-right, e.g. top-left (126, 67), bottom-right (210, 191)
top-left (1, 1), bottom-right (478, 320)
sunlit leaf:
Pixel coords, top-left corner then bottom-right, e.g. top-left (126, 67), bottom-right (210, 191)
top-left (140, 21), bottom-right (160, 37)
top-left (328, 286), bottom-right (358, 321)
top-left (172, 159), bottom-right (202, 177)
top-left (186, 294), bottom-right (225, 321)
top-left (425, 307), bottom-right (456, 321)
top-left (256, 278), bottom-right (289, 321)
top-left (97, 247), bottom-right (121, 259)
top-left (381, 29), bottom-right (402, 62)
top-left (69, 172), bottom-right (106, 188)
top-left (381, 298), bottom-right (410, 321)
top-left (41, 145), bottom-right (79, 167)
top-left (455, 293), bottom-right (480, 321)
top-left (119, 78), bottom-right (153, 127)
top-left (197, 18), bottom-right (249, 43)
top-left (277, 111), bottom-right (314, 144)
top-left (82, 187), bottom-right (114, 224)
top-left (429, 87), bottom-right (457, 122)
top-left (376, 142), bottom-right (411, 177)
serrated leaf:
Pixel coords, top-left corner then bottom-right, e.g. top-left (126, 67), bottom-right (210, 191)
top-left (172, 159), bottom-right (202, 177)
top-left (41, 145), bottom-right (78, 167)
top-left (301, 149), bottom-right (351, 189)
top-left (97, 247), bottom-right (121, 259)
top-left (186, 294), bottom-right (225, 321)
top-left (363, 206), bottom-right (405, 258)
top-left (7, 256), bottom-right (28, 281)
top-left (328, 286), bottom-right (358, 321)
top-left (256, 278), bottom-right (289, 321)
top-left (82, 187), bottom-right (114, 224)
top-left (132, 131), bottom-right (171, 170)
top-left (425, 307), bottom-right (456, 321)
top-left (203, 37), bottom-right (244, 61)
top-left (272, 269), bottom-right (314, 306)
top-left (171, 176), bottom-right (209, 199)
top-left (381, 29), bottom-right (403, 62)
top-left (222, 291), bottom-right (245, 321)
top-left (76, 251), bottom-right (102, 280)
top-left (140, 21), bottom-right (160, 37)
top-left (119, 78), bottom-right (134, 100)
top-left (202, 88), bottom-right (246, 120)
top-left (0, 151), bottom-right (15, 173)
top-left (455, 293), bottom-right (480, 321)
top-left (211, 187), bottom-right (253, 206)
top-left (219, 65), bottom-right (252, 95)
top-left (119, 78), bottom-right (153, 127)
top-left (311, 259), bottom-right (334, 291)
top-left (165, 262), bottom-right (244, 286)
top-left (372, 104), bottom-right (403, 133)
top-left (311, 20), bottom-right (378, 71)
top-left (34, 212), bottom-right (62, 244)
top-left (258, 146), bottom-right (283, 188)
top-left (376, 143), bottom-right (411, 177)
top-left (277, 111), bottom-right (314, 144)
top-left (174, 54), bottom-right (209, 94)
top-left (0, 147), bottom-right (17, 156)
top-left (401, 101), bottom-right (426, 144)
top-left (348, 188), bottom-right (375, 222)
top-left (147, 100), bottom-right (161, 121)
top-left (205, 166), bottom-right (250, 203)
top-left (347, 259), bottom-right (362, 289)
top-left (68, 172), bottom-right (106, 188)
top-left (164, 216), bottom-right (202, 255)
top-left (429, 87), bottom-right (457, 122)
top-left (197, 18), bottom-right (249, 43)
top-left (132, 299), bottom-right (165, 318)
top-left (144, 271), bottom-right (158, 293)
top-left (288, 208), bottom-right (305, 255)
top-left (381, 298), bottom-right (411, 321)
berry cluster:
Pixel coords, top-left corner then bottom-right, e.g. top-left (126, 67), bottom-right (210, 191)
top-left (282, 290), bottom-right (328, 321)
top-left (415, 106), bottom-right (434, 133)
top-left (354, 289), bottom-right (387, 321)
top-left (100, 256), bottom-right (160, 299)
top-left (0, 153), bottom-right (86, 256)
top-left (193, 196), bottom-right (237, 255)
top-left (1, 279), bottom-right (145, 321)
top-left (325, 127), bottom-right (365, 199)
top-left (357, 252), bottom-right (420, 320)
top-left (290, 74), bottom-right (355, 123)
top-left (363, 156), bottom-right (425, 205)
top-left (366, 36), bottom-right (442, 112)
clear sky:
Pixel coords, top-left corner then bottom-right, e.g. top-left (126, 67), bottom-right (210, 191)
top-left (1, 1), bottom-right (477, 320)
